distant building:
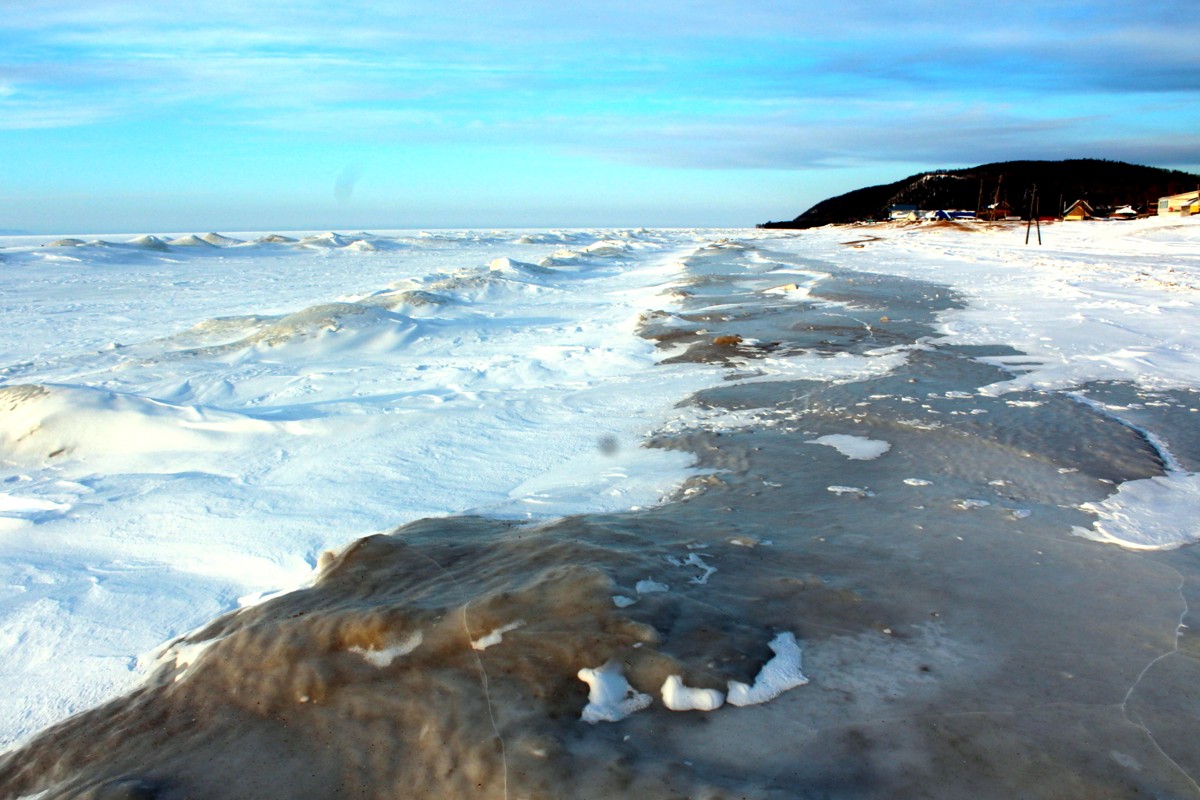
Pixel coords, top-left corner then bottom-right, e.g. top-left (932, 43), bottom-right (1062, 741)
top-left (929, 210), bottom-right (977, 221)
top-left (888, 204), bottom-right (918, 221)
top-left (1063, 199), bottom-right (1095, 221)
top-left (977, 201), bottom-right (1012, 221)
top-left (1158, 190), bottom-right (1200, 217)
top-left (1109, 205), bottom-right (1138, 220)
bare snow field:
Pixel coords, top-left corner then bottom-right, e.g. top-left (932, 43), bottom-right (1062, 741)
top-left (2, 219), bottom-right (1200, 798)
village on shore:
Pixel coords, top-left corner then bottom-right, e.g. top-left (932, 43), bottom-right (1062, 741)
top-left (885, 188), bottom-right (1199, 224)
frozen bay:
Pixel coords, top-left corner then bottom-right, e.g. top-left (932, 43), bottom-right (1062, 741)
top-left (2, 220), bottom-right (1200, 797)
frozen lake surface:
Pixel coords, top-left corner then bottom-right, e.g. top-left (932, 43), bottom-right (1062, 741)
top-left (2, 220), bottom-right (1200, 797)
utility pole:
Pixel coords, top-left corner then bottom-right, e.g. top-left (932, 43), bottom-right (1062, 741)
top-left (1025, 184), bottom-right (1041, 245)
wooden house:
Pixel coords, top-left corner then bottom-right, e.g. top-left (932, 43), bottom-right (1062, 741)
top-left (1063, 199), bottom-right (1094, 221)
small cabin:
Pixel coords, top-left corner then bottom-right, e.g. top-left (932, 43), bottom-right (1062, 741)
top-left (887, 204), bottom-right (918, 221)
top-left (1158, 190), bottom-right (1200, 217)
top-left (1109, 205), bottom-right (1138, 220)
top-left (1063, 199), bottom-right (1095, 221)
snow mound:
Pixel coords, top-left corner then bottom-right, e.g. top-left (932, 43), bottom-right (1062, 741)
top-left (488, 257), bottom-right (554, 276)
top-left (168, 234), bottom-right (217, 247)
top-left (126, 235), bottom-right (170, 250)
top-left (201, 232), bottom-right (246, 246)
top-left (0, 383), bottom-right (288, 469)
top-left (299, 232), bottom-right (354, 249)
top-left (242, 303), bottom-right (417, 350)
top-left (582, 240), bottom-right (630, 257)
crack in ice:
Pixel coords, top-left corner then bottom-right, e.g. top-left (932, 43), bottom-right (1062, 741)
top-left (1118, 568), bottom-right (1198, 794)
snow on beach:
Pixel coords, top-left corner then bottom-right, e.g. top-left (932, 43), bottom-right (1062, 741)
top-left (0, 228), bottom-right (745, 747)
top-left (2, 217), bottom-right (1200, 771)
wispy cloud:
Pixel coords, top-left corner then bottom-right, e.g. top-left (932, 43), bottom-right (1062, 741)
top-left (2, 0), bottom-right (1197, 230)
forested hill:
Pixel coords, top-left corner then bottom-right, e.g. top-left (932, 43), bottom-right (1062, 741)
top-left (760, 159), bottom-right (1200, 229)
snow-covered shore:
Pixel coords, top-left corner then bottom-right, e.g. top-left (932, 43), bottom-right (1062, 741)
top-left (2, 218), bottom-right (1199, 761)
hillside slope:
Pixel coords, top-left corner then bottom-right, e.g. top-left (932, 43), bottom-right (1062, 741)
top-left (761, 159), bottom-right (1200, 228)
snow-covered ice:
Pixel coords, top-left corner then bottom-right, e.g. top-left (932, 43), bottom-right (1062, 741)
top-left (4, 216), bottom-right (1200, 768)
top-left (0, 228), bottom-right (740, 746)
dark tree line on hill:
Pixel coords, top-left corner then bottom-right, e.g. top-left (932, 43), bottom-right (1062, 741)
top-left (760, 159), bottom-right (1200, 229)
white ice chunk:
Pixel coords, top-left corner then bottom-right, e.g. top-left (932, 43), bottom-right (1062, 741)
top-left (726, 632), bottom-right (809, 707)
top-left (1073, 472), bottom-right (1200, 550)
top-left (349, 630), bottom-right (423, 667)
top-left (578, 661), bottom-right (653, 723)
top-left (954, 499), bottom-right (991, 510)
top-left (661, 674), bottom-right (725, 711)
top-left (828, 485), bottom-right (874, 497)
top-left (806, 434), bottom-right (891, 460)
top-left (636, 579), bottom-right (669, 594)
top-left (903, 478), bottom-right (933, 486)
top-left (471, 620), bottom-right (524, 651)
top-left (612, 595), bottom-right (637, 608)
top-left (682, 553), bottom-right (717, 585)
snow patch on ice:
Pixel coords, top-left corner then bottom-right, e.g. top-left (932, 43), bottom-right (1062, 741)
top-left (726, 632), bottom-right (808, 707)
top-left (349, 630), bottom-right (423, 667)
top-left (828, 485), bottom-right (874, 497)
top-left (471, 621), bottom-right (524, 651)
top-left (661, 674), bottom-right (724, 711)
top-left (1073, 472), bottom-right (1200, 550)
top-left (806, 434), bottom-right (892, 460)
top-left (577, 661), bottom-right (653, 723)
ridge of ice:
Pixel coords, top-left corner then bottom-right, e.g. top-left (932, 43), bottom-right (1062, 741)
top-left (1073, 472), bottom-right (1200, 550)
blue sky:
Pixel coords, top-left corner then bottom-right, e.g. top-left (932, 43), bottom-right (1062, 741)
top-left (2, 0), bottom-right (1198, 233)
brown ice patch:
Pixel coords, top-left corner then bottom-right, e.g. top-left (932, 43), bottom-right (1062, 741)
top-left (0, 515), bottom-right (824, 800)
